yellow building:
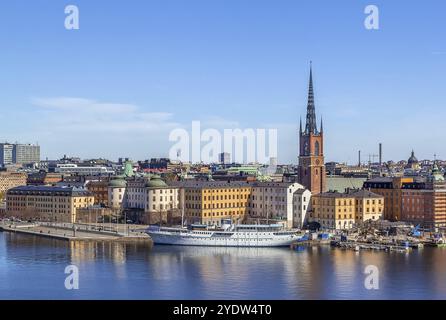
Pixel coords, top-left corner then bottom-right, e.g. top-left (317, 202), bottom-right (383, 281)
top-left (6, 186), bottom-right (94, 223)
top-left (0, 172), bottom-right (27, 201)
top-left (311, 189), bottom-right (384, 230)
top-left (353, 189), bottom-right (384, 223)
top-left (178, 181), bottom-right (252, 226)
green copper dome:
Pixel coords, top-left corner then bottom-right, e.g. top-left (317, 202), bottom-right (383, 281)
top-left (145, 175), bottom-right (168, 188)
top-left (109, 177), bottom-right (127, 188)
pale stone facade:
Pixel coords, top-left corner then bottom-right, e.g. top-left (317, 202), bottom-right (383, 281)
top-left (249, 182), bottom-right (311, 229)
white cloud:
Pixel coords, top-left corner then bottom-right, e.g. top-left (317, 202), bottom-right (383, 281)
top-left (32, 97), bottom-right (138, 114)
top-left (31, 97), bottom-right (178, 133)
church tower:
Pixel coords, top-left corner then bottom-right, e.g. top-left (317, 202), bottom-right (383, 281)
top-left (298, 63), bottom-right (326, 194)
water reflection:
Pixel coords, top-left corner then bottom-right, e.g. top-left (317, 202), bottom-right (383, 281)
top-left (1, 232), bottom-right (446, 299)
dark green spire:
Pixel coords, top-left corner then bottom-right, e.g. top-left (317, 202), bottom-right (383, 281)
top-left (305, 62), bottom-right (318, 135)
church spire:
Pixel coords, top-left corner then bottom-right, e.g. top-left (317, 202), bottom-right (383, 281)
top-left (320, 116), bottom-right (323, 134)
top-left (299, 116), bottom-right (302, 134)
top-left (305, 61), bottom-right (318, 135)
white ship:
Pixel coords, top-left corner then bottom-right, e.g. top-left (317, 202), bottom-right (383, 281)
top-left (145, 221), bottom-right (303, 247)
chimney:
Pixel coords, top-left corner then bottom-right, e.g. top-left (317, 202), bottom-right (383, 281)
top-left (358, 150), bottom-right (361, 167)
top-left (379, 143), bottom-right (382, 166)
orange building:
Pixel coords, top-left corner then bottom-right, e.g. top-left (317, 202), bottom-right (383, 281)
top-left (363, 177), bottom-right (413, 221)
top-left (401, 165), bottom-right (446, 228)
top-left (364, 165), bottom-right (446, 228)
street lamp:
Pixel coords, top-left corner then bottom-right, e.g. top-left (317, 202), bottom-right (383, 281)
top-left (124, 210), bottom-right (127, 236)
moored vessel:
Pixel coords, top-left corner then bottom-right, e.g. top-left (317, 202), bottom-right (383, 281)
top-left (146, 220), bottom-right (303, 247)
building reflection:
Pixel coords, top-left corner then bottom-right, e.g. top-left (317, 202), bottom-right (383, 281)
top-left (147, 246), bottom-right (304, 298)
top-left (4, 231), bottom-right (446, 299)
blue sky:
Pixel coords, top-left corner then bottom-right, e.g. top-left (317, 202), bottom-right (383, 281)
top-left (0, 0), bottom-right (445, 164)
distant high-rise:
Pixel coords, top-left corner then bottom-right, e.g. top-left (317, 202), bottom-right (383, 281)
top-left (0, 144), bottom-right (14, 166)
top-left (0, 143), bottom-right (40, 166)
top-left (219, 152), bottom-right (231, 165)
top-left (13, 144), bottom-right (40, 165)
top-left (298, 63), bottom-right (326, 194)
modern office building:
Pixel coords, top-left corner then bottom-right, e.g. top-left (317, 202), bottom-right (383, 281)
top-left (0, 143), bottom-right (40, 166)
top-left (0, 144), bottom-right (14, 166)
top-left (13, 144), bottom-right (40, 164)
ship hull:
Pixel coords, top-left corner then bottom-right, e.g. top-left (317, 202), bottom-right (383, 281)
top-left (146, 230), bottom-right (300, 247)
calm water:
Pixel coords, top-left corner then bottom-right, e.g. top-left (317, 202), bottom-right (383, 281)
top-left (1, 231), bottom-right (446, 300)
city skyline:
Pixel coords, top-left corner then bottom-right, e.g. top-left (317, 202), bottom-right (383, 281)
top-left (1, 1), bottom-right (445, 163)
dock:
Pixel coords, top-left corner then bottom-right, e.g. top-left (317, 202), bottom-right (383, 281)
top-left (0, 222), bottom-right (151, 243)
top-left (289, 229), bottom-right (431, 253)
top-left (290, 239), bottom-right (331, 249)
top-left (331, 240), bottom-right (413, 253)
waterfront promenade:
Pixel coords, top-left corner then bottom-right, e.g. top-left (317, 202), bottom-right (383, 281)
top-left (0, 220), bottom-right (151, 242)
